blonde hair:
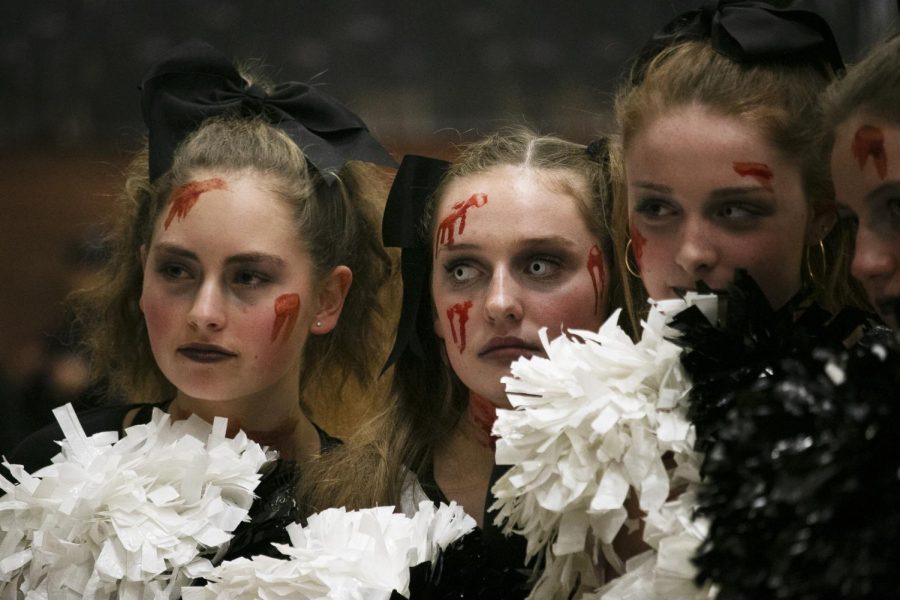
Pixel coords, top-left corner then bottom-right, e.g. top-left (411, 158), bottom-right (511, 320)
top-left (71, 116), bottom-right (393, 410)
top-left (298, 127), bottom-right (623, 512)
top-left (823, 34), bottom-right (900, 132)
top-left (613, 39), bottom-right (870, 316)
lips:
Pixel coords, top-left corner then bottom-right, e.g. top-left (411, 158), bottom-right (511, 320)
top-left (477, 336), bottom-right (542, 361)
top-left (177, 343), bottom-right (237, 363)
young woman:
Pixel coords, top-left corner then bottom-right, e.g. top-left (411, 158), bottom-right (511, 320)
top-left (612, 0), bottom-right (870, 317)
top-left (301, 128), bottom-right (623, 596)
top-left (8, 40), bottom-right (395, 560)
top-left (826, 34), bottom-right (900, 332)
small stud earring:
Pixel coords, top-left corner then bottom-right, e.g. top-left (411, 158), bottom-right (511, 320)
top-left (316, 320), bottom-right (322, 327)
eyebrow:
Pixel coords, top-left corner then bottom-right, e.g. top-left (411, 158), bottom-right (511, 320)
top-left (153, 243), bottom-right (285, 267)
top-left (631, 181), bottom-right (772, 199)
top-left (631, 181), bottom-right (671, 194)
top-left (439, 236), bottom-right (579, 252)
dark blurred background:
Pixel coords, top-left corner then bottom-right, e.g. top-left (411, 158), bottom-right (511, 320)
top-left (1, 1), bottom-right (897, 451)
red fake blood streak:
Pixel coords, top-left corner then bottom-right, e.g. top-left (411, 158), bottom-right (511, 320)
top-left (587, 244), bottom-right (605, 316)
top-left (164, 178), bottom-right (227, 229)
top-left (434, 193), bottom-right (488, 253)
top-left (852, 126), bottom-right (888, 180)
top-left (733, 162), bottom-right (774, 190)
top-left (446, 300), bottom-right (473, 353)
top-left (271, 294), bottom-right (300, 342)
top-left (631, 224), bottom-right (647, 271)
top-left (468, 392), bottom-right (498, 449)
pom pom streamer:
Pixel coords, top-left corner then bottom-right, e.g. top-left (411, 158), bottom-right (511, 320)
top-left (181, 501), bottom-right (475, 599)
top-left (671, 276), bottom-right (899, 598)
top-left (491, 296), bottom-right (717, 599)
top-left (0, 403), bottom-right (268, 599)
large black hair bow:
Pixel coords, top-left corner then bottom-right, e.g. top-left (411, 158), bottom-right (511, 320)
top-left (381, 155), bottom-right (450, 371)
top-left (140, 40), bottom-right (395, 181)
top-left (632, 0), bottom-right (843, 84)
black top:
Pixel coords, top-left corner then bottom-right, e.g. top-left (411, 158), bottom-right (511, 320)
top-left (4, 401), bottom-right (340, 562)
top-left (402, 462), bottom-right (533, 599)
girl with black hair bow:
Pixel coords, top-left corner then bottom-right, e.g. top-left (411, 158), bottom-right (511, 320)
top-left (5, 40), bottom-right (396, 575)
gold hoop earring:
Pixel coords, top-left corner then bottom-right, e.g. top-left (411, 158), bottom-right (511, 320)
top-left (805, 240), bottom-right (827, 283)
top-left (624, 239), bottom-right (640, 278)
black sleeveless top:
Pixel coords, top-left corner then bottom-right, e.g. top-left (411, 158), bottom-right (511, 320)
top-left (401, 462), bottom-right (533, 599)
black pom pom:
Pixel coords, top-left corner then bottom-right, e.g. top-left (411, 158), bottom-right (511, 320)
top-left (672, 270), bottom-right (899, 598)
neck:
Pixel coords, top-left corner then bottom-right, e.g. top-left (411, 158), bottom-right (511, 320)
top-left (465, 391), bottom-right (499, 450)
top-left (169, 389), bottom-right (318, 462)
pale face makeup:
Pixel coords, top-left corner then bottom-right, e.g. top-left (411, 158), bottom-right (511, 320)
top-left (625, 103), bottom-right (824, 309)
top-left (140, 171), bottom-right (329, 410)
top-left (431, 165), bottom-right (609, 408)
top-left (832, 116), bottom-right (900, 331)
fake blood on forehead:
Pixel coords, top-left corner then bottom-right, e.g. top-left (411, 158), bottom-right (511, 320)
top-left (852, 126), bottom-right (888, 180)
top-left (434, 193), bottom-right (488, 253)
top-left (164, 178), bottom-right (227, 229)
top-left (733, 162), bottom-right (774, 190)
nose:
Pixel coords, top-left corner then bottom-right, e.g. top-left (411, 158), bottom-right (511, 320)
top-left (674, 218), bottom-right (718, 281)
top-left (187, 280), bottom-right (226, 331)
top-left (851, 225), bottom-right (897, 283)
top-left (483, 268), bottom-right (524, 323)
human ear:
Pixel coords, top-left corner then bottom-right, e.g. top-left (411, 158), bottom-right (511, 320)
top-left (806, 202), bottom-right (838, 245)
top-left (311, 265), bottom-right (352, 334)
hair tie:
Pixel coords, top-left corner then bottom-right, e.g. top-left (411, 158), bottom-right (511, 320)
top-left (586, 138), bottom-right (608, 162)
top-left (381, 155), bottom-right (451, 371)
top-left (140, 40), bottom-right (396, 181)
top-left (631, 0), bottom-right (844, 85)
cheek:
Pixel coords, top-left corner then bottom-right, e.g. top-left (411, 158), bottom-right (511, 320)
top-left (539, 278), bottom-right (607, 335)
top-left (140, 285), bottom-right (178, 345)
top-left (235, 303), bottom-right (301, 366)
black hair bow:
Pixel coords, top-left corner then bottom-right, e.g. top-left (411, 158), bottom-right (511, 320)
top-left (632, 0), bottom-right (844, 84)
top-left (140, 40), bottom-right (396, 181)
top-left (381, 155), bottom-right (451, 371)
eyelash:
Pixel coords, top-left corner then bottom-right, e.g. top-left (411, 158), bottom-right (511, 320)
top-left (233, 270), bottom-right (271, 288)
top-left (158, 262), bottom-right (191, 281)
top-left (524, 255), bottom-right (562, 278)
top-left (634, 198), bottom-right (677, 219)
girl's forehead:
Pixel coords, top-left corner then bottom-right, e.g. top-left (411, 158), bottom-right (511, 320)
top-left (439, 165), bottom-right (588, 208)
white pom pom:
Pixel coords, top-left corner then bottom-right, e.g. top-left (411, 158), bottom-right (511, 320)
top-left (491, 298), bottom-right (717, 599)
top-left (183, 501), bottom-right (475, 599)
top-left (0, 403), bottom-right (268, 598)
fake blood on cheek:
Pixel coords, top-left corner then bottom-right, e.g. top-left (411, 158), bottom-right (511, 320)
top-left (271, 294), bottom-right (300, 342)
top-left (587, 244), bottom-right (605, 316)
top-left (631, 225), bottom-right (647, 270)
top-left (446, 300), bottom-right (474, 353)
